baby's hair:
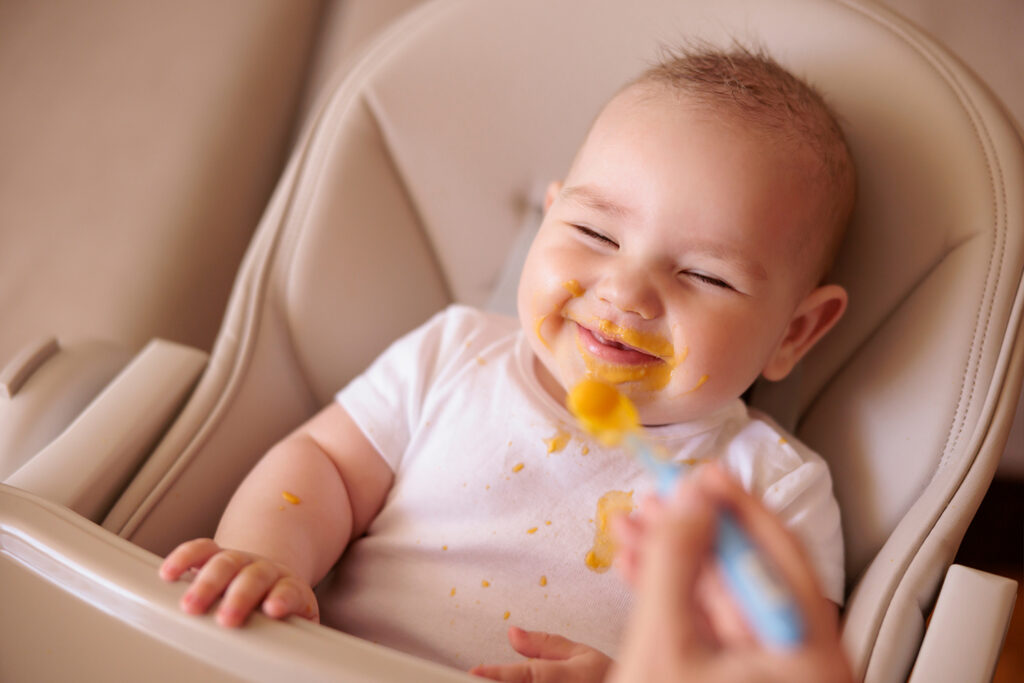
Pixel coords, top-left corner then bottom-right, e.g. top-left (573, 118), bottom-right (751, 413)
top-left (632, 42), bottom-right (856, 285)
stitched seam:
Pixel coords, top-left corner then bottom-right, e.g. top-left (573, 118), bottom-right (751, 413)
top-left (834, 1), bottom-right (1007, 678)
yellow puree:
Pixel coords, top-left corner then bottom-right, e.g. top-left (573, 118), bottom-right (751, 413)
top-left (534, 281), bottom-right (701, 393)
top-left (584, 490), bottom-right (634, 572)
top-left (578, 318), bottom-right (684, 391)
top-left (562, 279), bottom-right (585, 298)
top-left (544, 429), bottom-right (571, 453)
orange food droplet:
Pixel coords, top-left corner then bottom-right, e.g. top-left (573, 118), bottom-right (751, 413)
top-left (686, 374), bottom-right (709, 393)
top-left (562, 279), bottom-right (585, 298)
top-left (539, 576), bottom-right (548, 587)
top-left (450, 588), bottom-right (456, 596)
top-left (544, 429), bottom-right (571, 453)
top-left (512, 462), bottom-right (525, 473)
top-left (442, 545), bottom-right (449, 551)
top-left (503, 611), bottom-right (511, 620)
top-left (778, 437), bottom-right (788, 446)
top-left (481, 580), bottom-right (490, 588)
top-left (281, 491), bottom-right (301, 505)
top-left (527, 527), bottom-right (538, 534)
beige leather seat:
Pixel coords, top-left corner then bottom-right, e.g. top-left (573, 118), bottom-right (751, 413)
top-left (1, 1), bottom-right (1021, 681)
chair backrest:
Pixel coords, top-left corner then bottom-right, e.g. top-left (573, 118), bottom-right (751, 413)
top-left (102, 1), bottom-right (1024, 679)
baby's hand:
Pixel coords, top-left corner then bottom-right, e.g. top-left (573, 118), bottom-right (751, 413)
top-left (469, 626), bottom-right (611, 682)
top-left (159, 538), bottom-right (319, 627)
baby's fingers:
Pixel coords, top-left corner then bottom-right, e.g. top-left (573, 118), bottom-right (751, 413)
top-left (263, 576), bottom-right (320, 623)
top-left (180, 550), bottom-right (253, 616)
top-left (216, 559), bottom-right (287, 627)
top-left (159, 537), bottom-right (221, 581)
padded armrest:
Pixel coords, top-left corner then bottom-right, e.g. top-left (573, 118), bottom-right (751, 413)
top-left (0, 484), bottom-right (473, 681)
top-left (0, 338), bottom-right (133, 479)
top-left (5, 340), bottom-right (208, 522)
top-left (908, 564), bottom-right (1018, 683)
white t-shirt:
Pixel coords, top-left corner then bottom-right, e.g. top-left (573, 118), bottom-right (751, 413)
top-left (322, 305), bottom-right (844, 669)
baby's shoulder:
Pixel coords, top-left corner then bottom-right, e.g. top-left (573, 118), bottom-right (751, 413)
top-left (411, 304), bottom-right (520, 372)
top-left (722, 407), bottom-right (832, 489)
top-left (438, 304), bottom-right (518, 335)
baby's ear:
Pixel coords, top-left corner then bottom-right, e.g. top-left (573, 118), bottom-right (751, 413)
top-left (762, 284), bottom-right (848, 381)
top-left (544, 180), bottom-right (563, 212)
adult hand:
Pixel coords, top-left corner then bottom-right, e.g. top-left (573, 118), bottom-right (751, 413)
top-left (159, 538), bottom-right (319, 627)
top-left (609, 464), bottom-right (853, 683)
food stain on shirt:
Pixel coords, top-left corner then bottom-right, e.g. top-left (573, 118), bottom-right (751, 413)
top-left (778, 437), bottom-right (789, 446)
top-left (527, 527), bottom-right (538, 534)
top-left (544, 429), bottom-right (571, 453)
top-left (539, 575), bottom-right (548, 587)
top-left (450, 588), bottom-right (456, 597)
top-left (581, 444), bottom-right (590, 455)
top-left (476, 356), bottom-right (487, 366)
top-left (503, 611), bottom-right (511, 620)
top-left (584, 490), bottom-right (635, 573)
top-left (481, 580), bottom-right (490, 587)
top-left (512, 462), bottom-right (525, 473)
top-left (281, 491), bottom-right (301, 505)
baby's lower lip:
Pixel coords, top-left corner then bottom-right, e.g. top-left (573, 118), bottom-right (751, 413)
top-left (576, 324), bottom-right (663, 365)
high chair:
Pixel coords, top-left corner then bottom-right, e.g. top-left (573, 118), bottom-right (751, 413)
top-left (2, 0), bottom-right (1021, 680)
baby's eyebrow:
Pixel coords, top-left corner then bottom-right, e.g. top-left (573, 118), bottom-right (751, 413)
top-left (560, 184), bottom-right (635, 219)
top-left (686, 240), bottom-right (768, 281)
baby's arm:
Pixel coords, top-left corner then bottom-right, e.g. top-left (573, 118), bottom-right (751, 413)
top-left (159, 402), bottom-right (393, 626)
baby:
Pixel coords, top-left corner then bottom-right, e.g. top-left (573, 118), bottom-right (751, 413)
top-left (160, 44), bottom-right (855, 680)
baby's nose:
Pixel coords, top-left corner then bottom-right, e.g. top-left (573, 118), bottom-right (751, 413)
top-left (594, 266), bottom-right (663, 320)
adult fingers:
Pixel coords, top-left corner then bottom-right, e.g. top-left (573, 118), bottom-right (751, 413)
top-left (698, 464), bottom-right (835, 642)
top-left (640, 476), bottom-right (717, 634)
top-left (159, 538), bottom-right (221, 581)
top-left (697, 559), bottom-right (757, 648)
top-left (615, 473), bottom-right (717, 675)
top-left (611, 514), bottom-right (643, 585)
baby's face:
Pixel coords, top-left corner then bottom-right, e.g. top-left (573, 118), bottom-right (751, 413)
top-left (517, 87), bottom-right (831, 425)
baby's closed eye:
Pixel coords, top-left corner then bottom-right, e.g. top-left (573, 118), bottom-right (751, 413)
top-left (680, 270), bottom-right (734, 290)
top-left (573, 224), bottom-right (619, 248)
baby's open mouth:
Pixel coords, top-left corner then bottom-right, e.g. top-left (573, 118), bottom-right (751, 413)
top-left (576, 323), bottom-right (666, 365)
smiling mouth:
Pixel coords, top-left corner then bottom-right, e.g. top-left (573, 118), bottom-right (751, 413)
top-left (576, 323), bottom-right (666, 365)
